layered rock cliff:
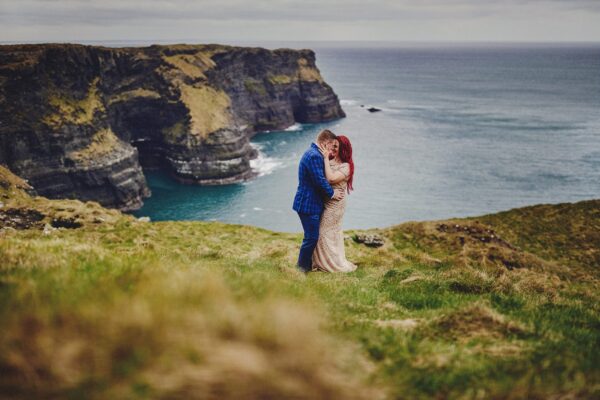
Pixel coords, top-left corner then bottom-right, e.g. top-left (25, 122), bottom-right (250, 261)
top-left (0, 43), bottom-right (345, 210)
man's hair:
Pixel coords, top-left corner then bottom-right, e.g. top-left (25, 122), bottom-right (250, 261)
top-left (316, 129), bottom-right (337, 143)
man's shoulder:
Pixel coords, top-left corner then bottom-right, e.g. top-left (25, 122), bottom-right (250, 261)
top-left (302, 146), bottom-right (321, 161)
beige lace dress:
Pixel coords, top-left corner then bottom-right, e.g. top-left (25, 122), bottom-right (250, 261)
top-left (312, 162), bottom-right (357, 273)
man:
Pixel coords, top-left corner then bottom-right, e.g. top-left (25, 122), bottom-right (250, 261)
top-left (293, 129), bottom-right (345, 273)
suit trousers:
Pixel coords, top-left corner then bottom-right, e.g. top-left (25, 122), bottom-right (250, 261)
top-left (297, 212), bottom-right (321, 272)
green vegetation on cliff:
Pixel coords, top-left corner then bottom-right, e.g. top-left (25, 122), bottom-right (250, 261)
top-left (68, 128), bottom-right (122, 164)
top-left (178, 84), bottom-right (232, 139)
top-left (42, 77), bottom-right (104, 128)
top-left (0, 166), bottom-right (598, 399)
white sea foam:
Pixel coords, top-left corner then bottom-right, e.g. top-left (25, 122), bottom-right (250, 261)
top-left (253, 207), bottom-right (263, 211)
top-left (284, 123), bottom-right (303, 131)
top-left (340, 99), bottom-right (358, 106)
top-left (249, 143), bottom-right (284, 177)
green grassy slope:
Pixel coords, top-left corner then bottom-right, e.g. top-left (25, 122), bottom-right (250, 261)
top-left (1, 166), bottom-right (599, 399)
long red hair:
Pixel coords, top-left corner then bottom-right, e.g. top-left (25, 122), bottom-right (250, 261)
top-left (336, 135), bottom-right (354, 193)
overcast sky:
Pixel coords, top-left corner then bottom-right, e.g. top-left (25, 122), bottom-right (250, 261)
top-left (1, 0), bottom-right (600, 44)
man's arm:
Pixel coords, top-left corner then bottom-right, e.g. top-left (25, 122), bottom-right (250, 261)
top-left (307, 154), bottom-right (335, 198)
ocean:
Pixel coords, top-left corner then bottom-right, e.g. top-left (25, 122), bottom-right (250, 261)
top-left (130, 43), bottom-right (600, 232)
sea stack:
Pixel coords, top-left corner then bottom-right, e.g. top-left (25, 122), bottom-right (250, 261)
top-left (0, 43), bottom-right (345, 210)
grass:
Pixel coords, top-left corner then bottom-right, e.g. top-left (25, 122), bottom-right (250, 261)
top-left (42, 77), bottom-right (104, 128)
top-left (68, 128), bottom-right (122, 163)
top-left (267, 74), bottom-right (295, 85)
top-left (244, 79), bottom-right (268, 96)
top-left (108, 89), bottom-right (161, 105)
top-left (177, 84), bottom-right (232, 139)
top-left (297, 57), bottom-right (324, 82)
top-left (476, 201), bottom-right (600, 275)
top-left (162, 52), bottom-right (216, 81)
top-left (0, 167), bottom-right (599, 399)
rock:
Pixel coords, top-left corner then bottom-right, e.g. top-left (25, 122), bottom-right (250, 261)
top-left (0, 43), bottom-right (345, 210)
top-left (367, 107), bottom-right (381, 112)
top-left (353, 233), bottom-right (385, 247)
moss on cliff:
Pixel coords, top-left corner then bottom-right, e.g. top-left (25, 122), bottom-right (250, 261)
top-left (68, 128), bottom-right (122, 163)
top-left (107, 88), bottom-right (161, 105)
top-left (161, 120), bottom-right (188, 142)
top-left (178, 84), bottom-right (232, 139)
top-left (268, 74), bottom-right (295, 85)
top-left (162, 52), bottom-right (215, 80)
top-left (297, 57), bottom-right (324, 82)
top-left (244, 79), bottom-right (268, 95)
top-left (42, 77), bottom-right (104, 128)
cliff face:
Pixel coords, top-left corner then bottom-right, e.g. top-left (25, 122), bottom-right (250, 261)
top-left (0, 43), bottom-right (345, 209)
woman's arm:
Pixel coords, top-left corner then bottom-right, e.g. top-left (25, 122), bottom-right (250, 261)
top-left (319, 146), bottom-right (347, 184)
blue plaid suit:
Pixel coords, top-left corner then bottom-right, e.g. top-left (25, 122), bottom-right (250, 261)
top-left (293, 143), bottom-right (334, 214)
top-left (293, 143), bottom-right (334, 271)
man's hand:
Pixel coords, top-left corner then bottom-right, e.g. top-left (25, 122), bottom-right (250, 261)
top-left (332, 188), bottom-right (345, 201)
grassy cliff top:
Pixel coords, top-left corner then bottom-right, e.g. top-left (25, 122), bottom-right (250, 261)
top-left (0, 166), bottom-right (598, 399)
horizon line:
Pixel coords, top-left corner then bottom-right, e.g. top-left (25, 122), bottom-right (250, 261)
top-left (2, 39), bottom-right (600, 45)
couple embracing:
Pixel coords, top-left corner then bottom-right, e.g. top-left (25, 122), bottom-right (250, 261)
top-left (293, 129), bottom-right (357, 273)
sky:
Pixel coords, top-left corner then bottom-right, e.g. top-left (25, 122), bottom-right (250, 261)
top-left (1, 0), bottom-right (600, 44)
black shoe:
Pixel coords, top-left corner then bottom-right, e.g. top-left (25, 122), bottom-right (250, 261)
top-left (296, 265), bottom-right (311, 274)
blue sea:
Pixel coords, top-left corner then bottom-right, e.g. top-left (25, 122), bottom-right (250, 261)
top-left (130, 42), bottom-right (600, 232)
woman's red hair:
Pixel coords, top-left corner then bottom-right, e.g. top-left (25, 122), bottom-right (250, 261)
top-left (336, 135), bottom-right (354, 193)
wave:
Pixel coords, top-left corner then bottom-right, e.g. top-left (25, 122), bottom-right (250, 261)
top-left (249, 143), bottom-right (284, 177)
top-left (284, 123), bottom-right (303, 132)
top-left (340, 99), bottom-right (358, 106)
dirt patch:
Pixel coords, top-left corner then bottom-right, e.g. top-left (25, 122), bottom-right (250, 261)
top-left (0, 208), bottom-right (45, 230)
top-left (50, 217), bottom-right (83, 229)
top-left (436, 222), bottom-right (517, 250)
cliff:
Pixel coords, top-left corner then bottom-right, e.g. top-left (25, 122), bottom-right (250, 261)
top-left (0, 43), bottom-right (345, 210)
top-left (0, 166), bottom-right (598, 399)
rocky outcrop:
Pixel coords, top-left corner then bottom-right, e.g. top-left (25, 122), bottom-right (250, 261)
top-left (0, 43), bottom-right (345, 209)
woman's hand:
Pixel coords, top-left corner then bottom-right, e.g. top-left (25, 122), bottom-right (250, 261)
top-left (318, 143), bottom-right (331, 159)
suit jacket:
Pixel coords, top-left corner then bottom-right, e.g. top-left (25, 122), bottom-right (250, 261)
top-left (292, 143), bottom-right (334, 214)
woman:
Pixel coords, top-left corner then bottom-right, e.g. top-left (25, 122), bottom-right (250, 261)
top-left (312, 135), bottom-right (357, 273)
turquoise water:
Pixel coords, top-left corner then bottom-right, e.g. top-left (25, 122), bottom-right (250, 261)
top-left (134, 44), bottom-right (600, 232)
